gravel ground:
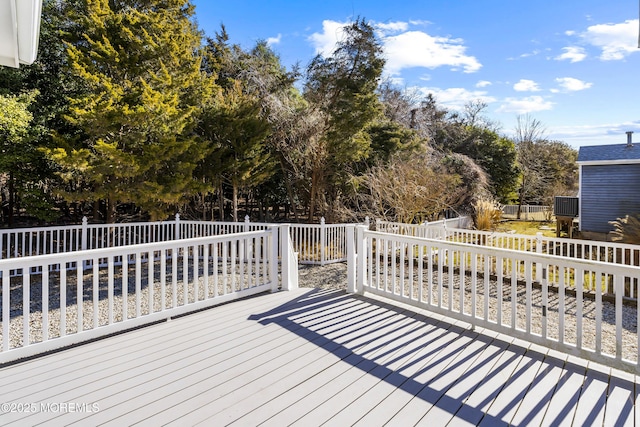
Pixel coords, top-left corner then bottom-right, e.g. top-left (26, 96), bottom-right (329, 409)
top-left (1, 262), bottom-right (638, 364)
top-left (297, 262), bottom-right (639, 363)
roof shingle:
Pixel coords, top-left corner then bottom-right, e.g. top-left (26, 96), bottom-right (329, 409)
top-left (577, 143), bottom-right (640, 162)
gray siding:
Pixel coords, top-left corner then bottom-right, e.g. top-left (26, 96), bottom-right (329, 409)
top-left (581, 164), bottom-right (640, 233)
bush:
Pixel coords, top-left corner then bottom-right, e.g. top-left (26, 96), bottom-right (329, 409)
top-left (473, 199), bottom-right (502, 231)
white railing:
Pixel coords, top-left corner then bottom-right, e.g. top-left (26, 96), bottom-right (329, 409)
top-left (445, 228), bottom-right (640, 297)
top-left (0, 215), bottom-right (359, 266)
top-left (502, 205), bottom-right (550, 220)
top-left (375, 217), bottom-right (471, 239)
top-left (0, 228), bottom-right (285, 364)
top-left (350, 227), bottom-right (640, 374)
top-left (0, 217), bottom-right (180, 260)
top-left (280, 225), bottom-right (299, 291)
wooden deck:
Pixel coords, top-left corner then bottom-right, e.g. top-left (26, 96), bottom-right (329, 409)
top-left (0, 287), bottom-right (637, 426)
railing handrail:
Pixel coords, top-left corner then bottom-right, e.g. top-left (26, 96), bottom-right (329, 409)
top-left (354, 227), bottom-right (640, 374)
top-left (446, 226), bottom-right (640, 260)
top-left (364, 230), bottom-right (640, 276)
top-left (0, 227), bottom-right (286, 364)
top-left (0, 230), bottom-right (269, 269)
top-left (0, 216), bottom-right (368, 266)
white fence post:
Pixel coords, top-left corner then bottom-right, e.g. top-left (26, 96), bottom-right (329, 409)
top-left (535, 232), bottom-right (543, 282)
top-left (244, 215), bottom-right (251, 260)
top-left (347, 225), bottom-right (356, 293)
top-left (270, 226), bottom-right (279, 292)
top-left (280, 224), bottom-right (296, 291)
top-left (81, 217), bottom-right (88, 251)
top-left (356, 225), bottom-right (366, 294)
top-left (320, 217), bottom-right (326, 266)
top-left (174, 213), bottom-right (181, 240)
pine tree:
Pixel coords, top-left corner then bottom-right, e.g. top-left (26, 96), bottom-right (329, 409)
top-left (52, 0), bottom-right (213, 222)
top-left (304, 18), bottom-right (385, 220)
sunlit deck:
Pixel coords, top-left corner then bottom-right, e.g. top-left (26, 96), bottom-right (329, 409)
top-left (1, 287), bottom-right (637, 426)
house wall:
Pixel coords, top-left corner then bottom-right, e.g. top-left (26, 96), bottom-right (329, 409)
top-left (581, 164), bottom-right (640, 233)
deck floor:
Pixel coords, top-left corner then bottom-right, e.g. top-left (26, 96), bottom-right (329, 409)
top-left (0, 287), bottom-right (637, 426)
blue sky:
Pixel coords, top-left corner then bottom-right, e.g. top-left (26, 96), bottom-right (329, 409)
top-left (192, 0), bottom-right (640, 149)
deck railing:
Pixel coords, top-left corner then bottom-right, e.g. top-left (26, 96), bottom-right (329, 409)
top-left (446, 228), bottom-right (640, 297)
top-left (0, 215), bottom-right (360, 266)
top-left (0, 227), bottom-right (287, 364)
top-left (377, 220), bottom-right (640, 298)
top-left (375, 217), bottom-right (471, 238)
top-left (350, 226), bottom-right (640, 374)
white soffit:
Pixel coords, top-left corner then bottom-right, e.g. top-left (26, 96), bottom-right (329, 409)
top-left (0, 0), bottom-right (42, 68)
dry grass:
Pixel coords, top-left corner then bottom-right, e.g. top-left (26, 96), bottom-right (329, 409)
top-left (473, 199), bottom-right (502, 230)
top-left (610, 215), bottom-right (640, 244)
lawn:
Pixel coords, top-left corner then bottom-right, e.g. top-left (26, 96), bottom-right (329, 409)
top-left (495, 220), bottom-right (557, 238)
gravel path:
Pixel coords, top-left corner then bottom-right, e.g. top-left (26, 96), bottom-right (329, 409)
top-left (298, 262), bottom-right (639, 363)
top-left (1, 262), bottom-right (638, 365)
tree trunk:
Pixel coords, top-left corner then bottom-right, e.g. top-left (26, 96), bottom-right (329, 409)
top-left (218, 183), bottom-right (225, 221)
top-left (232, 183), bottom-right (238, 222)
top-left (280, 159), bottom-right (300, 222)
top-left (7, 172), bottom-right (14, 226)
top-left (309, 169), bottom-right (319, 222)
top-left (106, 196), bottom-right (117, 223)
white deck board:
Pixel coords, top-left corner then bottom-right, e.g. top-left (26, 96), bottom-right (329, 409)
top-left (0, 287), bottom-right (637, 427)
top-left (540, 355), bottom-right (587, 426)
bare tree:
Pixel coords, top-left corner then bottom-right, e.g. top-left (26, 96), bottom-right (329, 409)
top-left (513, 114), bottom-right (549, 218)
top-left (360, 150), bottom-right (467, 223)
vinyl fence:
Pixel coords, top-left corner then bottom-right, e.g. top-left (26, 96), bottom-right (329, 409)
top-left (349, 226), bottom-right (640, 374)
top-left (502, 205), bottom-right (551, 221)
top-left (0, 227), bottom-right (295, 364)
top-left (0, 216), bottom-right (360, 266)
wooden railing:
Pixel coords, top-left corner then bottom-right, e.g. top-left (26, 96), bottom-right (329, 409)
top-left (0, 228), bottom-right (288, 364)
top-left (348, 226), bottom-right (640, 374)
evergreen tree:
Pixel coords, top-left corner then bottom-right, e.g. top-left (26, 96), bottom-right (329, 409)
top-left (0, 92), bottom-right (37, 225)
top-left (50, 0), bottom-right (213, 222)
top-left (304, 17), bottom-right (385, 220)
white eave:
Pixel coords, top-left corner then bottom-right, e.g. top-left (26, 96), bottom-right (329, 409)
top-left (577, 159), bottom-right (640, 166)
top-left (0, 0), bottom-right (43, 68)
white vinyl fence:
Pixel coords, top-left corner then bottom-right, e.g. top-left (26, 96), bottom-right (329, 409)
top-left (0, 227), bottom-right (294, 364)
top-left (375, 217), bottom-right (472, 239)
top-left (502, 205), bottom-right (550, 221)
top-left (0, 215), bottom-right (360, 266)
top-left (349, 226), bottom-right (640, 374)
top-left (446, 228), bottom-right (640, 298)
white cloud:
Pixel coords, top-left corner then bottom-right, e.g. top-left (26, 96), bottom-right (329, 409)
top-left (581, 19), bottom-right (639, 60)
top-left (519, 50), bottom-right (540, 59)
top-left (553, 77), bottom-right (593, 92)
top-left (555, 46), bottom-right (587, 62)
top-left (476, 80), bottom-right (492, 88)
top-left (308, 20), bottom-right (348, 57)
top-left (308, 20), bottom-right (481, 74)
top-left (375, 21), bottom-right (409, 34)
top-left (266, 34), bottom-right (282, 46)
top-left (384, 31), bottom-right (481, 75)
top-left (497, 96), bottom-right (554, 114)
top-left (513, 79), bottom-right (541, 92)
top-left (416, 87), bottom-right (496, 111)
top-left (547, 120), bottom-right (640, 148)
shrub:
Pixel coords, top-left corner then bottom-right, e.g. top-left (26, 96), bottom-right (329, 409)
top-left (473, 199), bottom-right (502, 231)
